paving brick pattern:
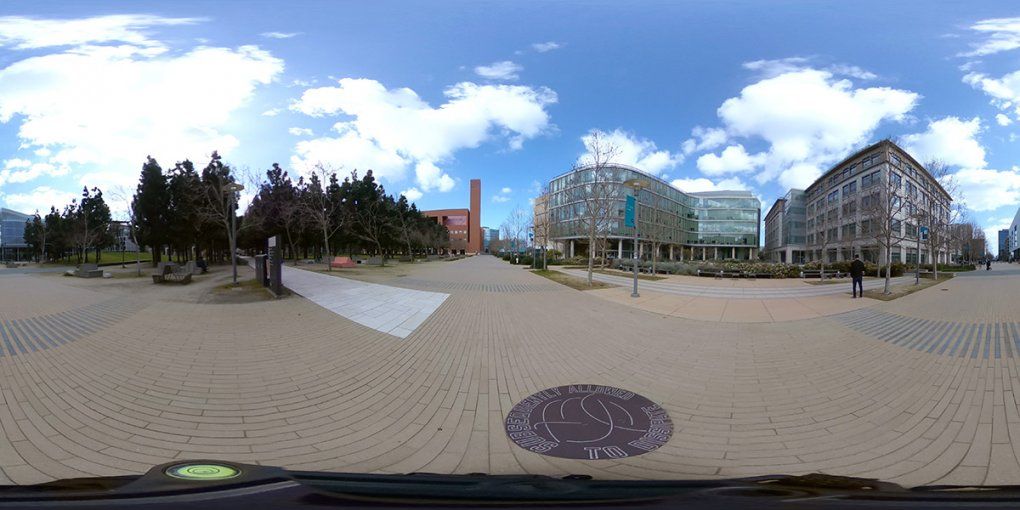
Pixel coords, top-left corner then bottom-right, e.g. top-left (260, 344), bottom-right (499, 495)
top-left (0, 258), bottom-right (1019, 488)
top-left (835, 309), bottom-right (1020, 360)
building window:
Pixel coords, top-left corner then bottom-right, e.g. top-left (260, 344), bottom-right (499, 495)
top-left (842, 181), bottom-right (857, 197)
top-left (890, 172), bottom-right (901, 188)
top-left (890, 219), bottom-right (901, 234)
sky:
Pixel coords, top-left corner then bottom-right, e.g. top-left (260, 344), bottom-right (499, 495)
top-left (1, 1), bottom-right (1020, 254)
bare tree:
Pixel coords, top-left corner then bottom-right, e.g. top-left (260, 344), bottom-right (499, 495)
top-left (303, 164), bottom-right (347, 270)
top-left (533, 187), bottom-right (552, 269)
top-left (502, 205), bottom-right (528, 258)
top-left (921, 159), bottom-right (961, 279)
top-left (111, 186), bottom-right (143, 276)
top-left (863, 170), bottom-right (910, 294)
top-left (570, 130), bottom-right (621, 285)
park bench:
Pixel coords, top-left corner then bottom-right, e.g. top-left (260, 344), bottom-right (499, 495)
top-left (330, 256), bottom-right (357, 269)
top-left (74, 263), bottom-right (104, 278)
top-left (800, 269), bottom-right (843, 279)
top-left (152, 262), bottom-right (192, 284)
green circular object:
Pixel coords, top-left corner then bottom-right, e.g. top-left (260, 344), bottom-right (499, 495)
top-left (165, 463), bottom-right (240, 481)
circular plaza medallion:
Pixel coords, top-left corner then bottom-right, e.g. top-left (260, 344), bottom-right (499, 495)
top-left (504, 384), bottom-right (673, 460)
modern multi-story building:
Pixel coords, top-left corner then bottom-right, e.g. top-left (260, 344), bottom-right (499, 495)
top-left (1000, 229), bottom-right (1010, 261)
top-left (423, 178), bottom-right (482, 254)
top-left (0, 207), bottom-right (32, 262)
top-left (763, 189), bottom-right (806, 264)
top-left (1009, 207), bottom-right (1020, 261)
top-left (481, 226), bottom-right (499, 253)
top-left (544, 164), bottom-right (760, 260)
top-left (799, 140), bottom-right (952, 265)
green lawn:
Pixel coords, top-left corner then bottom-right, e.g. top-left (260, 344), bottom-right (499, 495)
top-left (50, 251), bottom-right (153, 266)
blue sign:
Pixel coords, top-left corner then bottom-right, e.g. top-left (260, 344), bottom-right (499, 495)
top-left (624, 195), bottom-right (635, 228)
top-left (920, 226), bottom-right (929, 241)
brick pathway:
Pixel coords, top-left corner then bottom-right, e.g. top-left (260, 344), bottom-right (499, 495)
top-left (0, 257), bottom-right (1019, 487)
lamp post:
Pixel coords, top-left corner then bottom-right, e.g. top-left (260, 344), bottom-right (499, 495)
top-left (623, 178), bottom-right (650, 298)
top-left (224, 182), bottom-right (245, 285)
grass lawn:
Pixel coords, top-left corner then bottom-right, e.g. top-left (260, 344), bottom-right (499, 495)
top-left (46, 251), bottom-right (153, 266)
top-left (863, 275), bottom-right (954, 301)
top-left (531, 269), bottom-right (615, 290)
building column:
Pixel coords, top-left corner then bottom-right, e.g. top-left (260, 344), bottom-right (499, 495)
top-left (638, 242), bottom-right (643, 259)
top-left (731, 247), bottom-right (735, 259)
top-left (617, 239), bottom-right (623, 259)
top-left (714, 247), bottom-right (718, 260)
top-left (669, 244), bottom-right (674, 261)
top-left (569, 240), bottom-right (575, 258)
top-left (702, 246), bottom-right (706, 260)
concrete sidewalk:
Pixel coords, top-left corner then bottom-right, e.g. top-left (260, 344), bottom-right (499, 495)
top-left (282, 265), bottom-right (448, 338)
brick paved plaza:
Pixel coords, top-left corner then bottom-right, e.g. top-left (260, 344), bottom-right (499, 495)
top-left (1, 257), bottom-right (1019, 486)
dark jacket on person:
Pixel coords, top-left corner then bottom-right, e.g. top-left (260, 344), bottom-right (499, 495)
top-left (850, 259), bottom-right (865, 279)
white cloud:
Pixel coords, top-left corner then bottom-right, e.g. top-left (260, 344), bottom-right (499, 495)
top-left (474, 60), bottom-right (522, 81)
top-left (414, 160), bottom-right (455, 192)
top-left (670, 176), bottom-right (749, 193)
top-left (743, 57), bottom-right (876, 80)
top-left (2, 186), bottom-right (78, 213)
top-left (261, 31), bottom-right (299, 39)
top-left (289, 78), bottom-right (556, 193)
top-left (0, 14), bottom-right (200, 50)
top-left (962, 17), bottom-right (1020, 57)
top-left (953, 167), bottom-right (1020, 211)
top-left (778, 162), bottom-right (822, 190)
top-left (531, 41), bottom-right (561, 53)
top-left (997, 113), bottom-right (1013, 126)
top-left (578, 128), bottom-right (682, 175)
top-left (0, 25), bottom-right (284, 195)
top-left (963, 70), bottom-right (1020, 116)
top-left (491, 194), bottom-right (510, 203)
top-left (681, 126), bottom-right (727, 154)
top-left (900, 116), bottom-right (986, 168)
top-left (288, 127), bottom-right (313, 136)
top-left (710, 67), bottom-right (917, 186)
top-left (401, 187), bottom-right (423, 202)
top-left (291, 125), bottom-right (410, 182)
top-left (262, 108), bottom-right (281, 116)
top-left (500, 186), bottom-right (512, 194)
top-left (695, 144), bottom-right (765, 176)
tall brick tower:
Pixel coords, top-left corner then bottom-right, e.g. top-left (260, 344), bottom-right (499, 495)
top-left (469, 179), bottom-right (481, 253)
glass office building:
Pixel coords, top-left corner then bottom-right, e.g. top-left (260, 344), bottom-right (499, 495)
top-left (545, 164), bottom-right (760, 260)
top-left (0, 208), bottom-right (32, 262)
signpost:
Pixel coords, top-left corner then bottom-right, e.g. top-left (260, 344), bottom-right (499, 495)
top-left (267, 235), bottom-right (283, 297)
top-left (623, 180), bottom-right (649, 298)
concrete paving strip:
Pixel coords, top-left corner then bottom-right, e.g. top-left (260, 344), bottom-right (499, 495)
top-left (281, 265), bottom-right (448, 338)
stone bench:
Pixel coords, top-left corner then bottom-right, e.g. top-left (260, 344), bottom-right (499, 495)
top-left (152, 262), bottom-right (192, 284)
top-left (75, 263), bottom-right (104, 278)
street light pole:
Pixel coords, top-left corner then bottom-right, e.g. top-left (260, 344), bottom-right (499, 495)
top-left (623, 178), bottom-right (650, 298)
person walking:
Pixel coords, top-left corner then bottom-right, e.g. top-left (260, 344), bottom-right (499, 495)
top-left (850, 254), bottom-right (865, 298)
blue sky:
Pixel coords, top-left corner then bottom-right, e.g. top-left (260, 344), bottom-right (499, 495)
top-left (2, 1), bottom-right (1020, 253)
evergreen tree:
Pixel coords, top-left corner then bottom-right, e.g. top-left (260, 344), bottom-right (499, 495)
top-left (132, 156), bottom-right (170, 265)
